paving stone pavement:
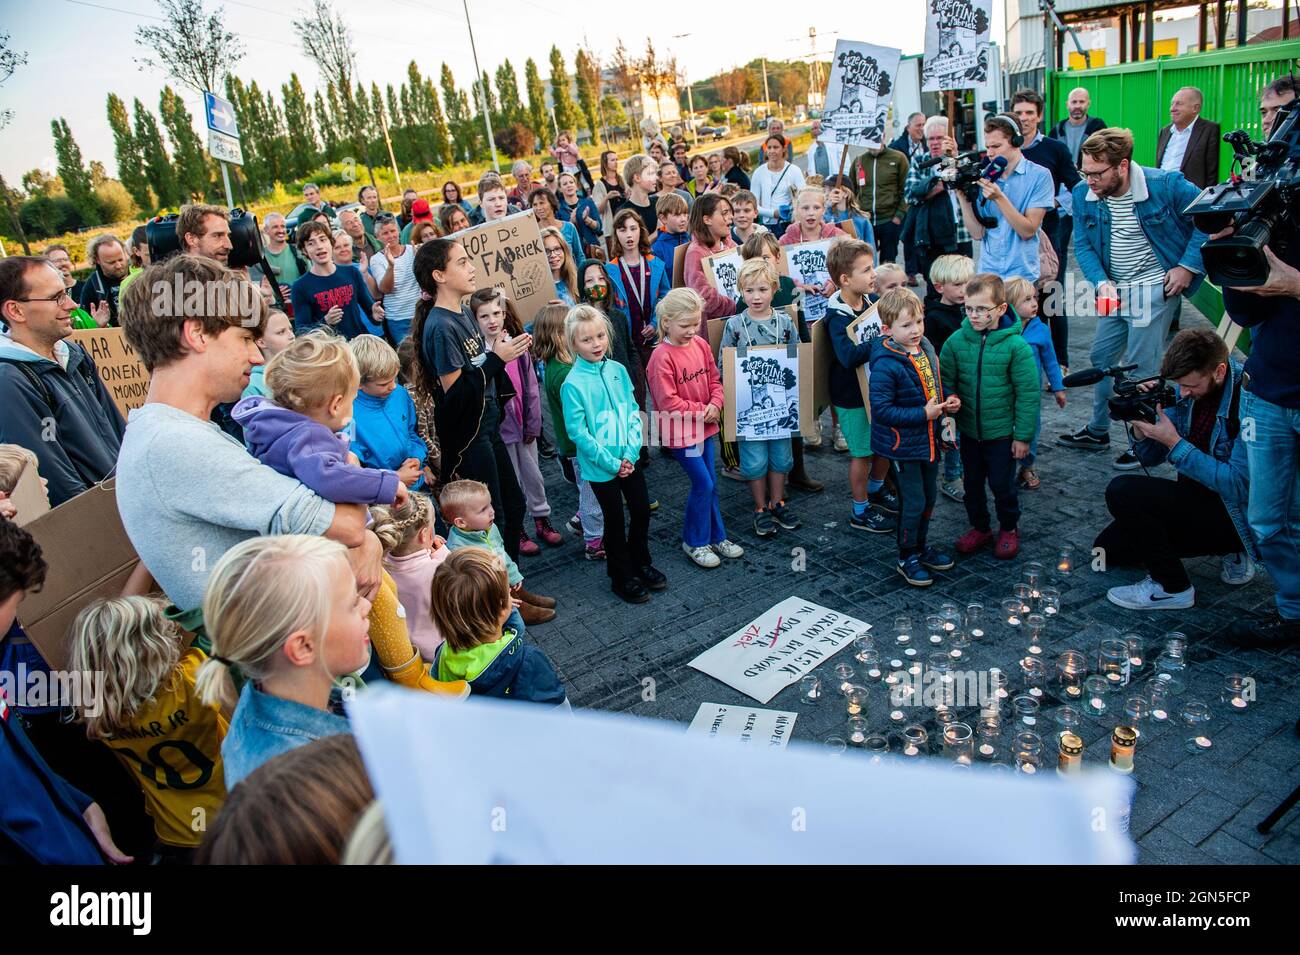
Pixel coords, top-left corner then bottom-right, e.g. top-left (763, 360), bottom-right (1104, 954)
top-left (514, 285), bottom-right (1300, 865)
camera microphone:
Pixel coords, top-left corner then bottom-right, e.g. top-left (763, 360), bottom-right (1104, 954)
top-left (981, 155), bottom-right (1008, 182)
top-left (916, 153), bottom-right (947, 170)
top-left (1062, 367), bottom-right (1106, 387)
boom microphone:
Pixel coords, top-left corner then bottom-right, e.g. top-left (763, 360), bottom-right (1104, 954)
top-left (1062, 363), bottom-right (1138, 388)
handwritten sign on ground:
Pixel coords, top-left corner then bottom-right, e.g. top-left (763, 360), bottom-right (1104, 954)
top-left (821, 39), bottom-right (902, 150)
top-left (687, 703), bottom-right (798, 748)
top-left (453, 210), bottom-right (550, 327)
top-left (70, 327), bottom-right (150, 418)
top-left (689, 597), bottom-right (869, 703)
top-left (922, 0), bottom-right (993, 91)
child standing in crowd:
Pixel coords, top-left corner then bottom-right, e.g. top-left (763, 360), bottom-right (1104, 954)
top-left (580, 259), bottom-right (646, 404)
top-left (615, 154), bottom-right (661, 232)
top-left (291, 221), bottom-right (385, 340)
top-left (430, 548), bottom-right (568, 706)
top-left (550, 131), bottom-right (583, 180)
top-left (242, 308), bottom-right (294, 399)
top-left (729, 190), bottom-right (767, 245)
top-left (234, 330), bottom-right (411, 508)
top-left (533, 190), bottom-right (583, 266)
top-left (348, 335), bottom-right (427, 491)
top-left (534, 302), bottom-right (606, 560)
top-left (874, 263), bottom-right (908, 296)
top-left (825, 174), bottom-right (875, 248)
top-left (541, 226), bottom-right (580, 307)
top-left (561, 305), bottom-right (666, 604)
top-left (825, 239), bottom-right (900, 533)
top-left (441, 479), bottom-right (557, 626)
top-left (606, 209), bottom-right (671, 369)
top-left (651, 193), bottom-right (691, 265)
top-left (684, 193), bottom-right (738, 322)
top-left (471, 289), bottom-right (562, 553)
top-left (370, 491), bottom-right (450, 661)
top-left (868, 288), bottom-right (961, 587)
top-left (925, 254), bottom-right (975, 502)
top-left (939, 273), bottom-right (1039, 560)
top-left (647, 288), bottom-right (743, 567)
top-left (779, 186), bottom-right (841, 322)
top-left (1004, 277), bottom-right (1066, 492)
top-left (719, 258), bottom-right (804, 538)
top-left (196, 535), bottom-right (367, 788)
top-left (69, 596), bottom-right (228, 860)
top-left (558, 173), bottom-right (603, 259)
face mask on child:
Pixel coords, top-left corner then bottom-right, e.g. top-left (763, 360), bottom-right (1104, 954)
top-left (584, 284), bottom-right (608, 303)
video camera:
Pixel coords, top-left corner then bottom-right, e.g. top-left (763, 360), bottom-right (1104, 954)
top-left (1063, 364), bottom-right (1176, 425)
top-left (1182, 96), bottom-right (1300, 286)
top-left (145, 208), bottom-right (266, 270)
top-left (915, 150), bottom-right (1004, 228)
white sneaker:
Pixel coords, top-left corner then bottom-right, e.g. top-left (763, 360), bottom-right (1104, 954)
top-left (1107, 576), bottom-right (1195, 611)
top-left (804, 430), bottom-right (823, 449)
top-left (712, 539), bottom-right (745, 559)
top-left (1221, 551), bottom-right (1255, 585)
top-left (833, 426), bottom-right (849, 453)
top-left (683, 542), bottom-right (721, 568)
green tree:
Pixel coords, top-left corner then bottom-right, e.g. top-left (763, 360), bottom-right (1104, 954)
top-left (574, 49), bottom-right (601, 145)
top-left (226, 76), bottom-right (268, 192)
top-left (600, 94), bottom-right (629, 135)
top-left (479, 71), bottom-right (499, 129)
top-left (548, 46), bottom-right (579, 138)
top-left (440, 64), bottom-right (473, 163)
top-left (313, 89), bottom-right (339, 162)
top-left (494, 60), bottom-right (524, 129)
top-left (134, 98), bottom-right (179, 207)
top-left (325, 81), bottom-right (348, 162)
top-left (51, 117), bottom-right (99, 226)
top-left (106, 92), bottom-right (153, 211)
top-left (524, 57), bottom-right (547, 151)
top-left (426, 78), bottom-right (453, 167)
top-left (281, 73), bottom-right (318, 179)
top-left (160, 85), bottom-right (211, 201)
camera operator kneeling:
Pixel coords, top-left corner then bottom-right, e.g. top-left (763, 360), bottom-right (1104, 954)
top-left (1094, 329), bottom-right (1258, 611)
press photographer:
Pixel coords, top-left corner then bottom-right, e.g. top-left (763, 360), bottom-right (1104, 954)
top-left (1093, 329), bottom-right (1257, 613)
top-left (902, 116), bottom-right (973, 295)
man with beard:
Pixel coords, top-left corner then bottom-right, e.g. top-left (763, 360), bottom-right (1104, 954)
top-left (77, 234), bottom-right (130, 326)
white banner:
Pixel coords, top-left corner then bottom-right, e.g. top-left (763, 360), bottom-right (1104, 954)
top-left (689, 597), bottom-right (868, 703)
top-left (922, 0), bottom-right (993, 92)
top-left (821, 40), bottom-right (902, 150)
top-left (687, 703), bottom-right (798, 748)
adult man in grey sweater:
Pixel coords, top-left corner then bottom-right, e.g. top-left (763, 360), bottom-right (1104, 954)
top-left (115, 255), bottom-right (377, 616)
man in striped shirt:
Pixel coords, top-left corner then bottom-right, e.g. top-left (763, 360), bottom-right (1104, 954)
top-left (1057, 128), bottom-right (1208, 469)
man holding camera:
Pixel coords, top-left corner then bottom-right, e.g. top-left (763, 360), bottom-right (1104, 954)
top-left (1095, 329), bottom-right (1257, 611)
top-left (903, 116), bottom-right (972, 296)
top-left (1058, 127), bottom-right (1207, 469)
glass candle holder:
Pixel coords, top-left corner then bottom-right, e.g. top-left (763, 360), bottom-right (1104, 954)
top-left (1040, 586), bottom-right (1061, 617)
top-left (864, 734), bottom-right (890, 763)
top-left (965, 602), bottom-right (986, 641)
top-left (889, 707), bottom-right (906, 725)
top-left (1110, 725), bottom-right (1137, 774)
top-left (1013, 731), bottom-right (1043, 774)
top-left (800, 674), bottom-right (823, 704)
top-left (926, 650), bottom-right (951, 677)
top-left (1053, 704), bottom-right (1083, 732)
top-left (1001, 598), bottom-right (1023, 628)
top-left (976, 718), bottom-right (1002, 761)
top-left (1056, 650), bottom-right (1087, 702)
top-left (847, 716), bottom-right (869, 747)
top-left (1222, 674), bottom-right (1251, 713)
top-left (858, 649), bottom-right (883, 682)
top-left (1122, 696), bottom-right (1150, 734)
top-left (1182, 701), bottom-right (1212, 754)
top-left (989, 666), bottom-right (1010, 703)
top-left (834, 662), bottom-right (857, 694)
top-left (943, 721), bottom-right (974, 764)
top-left (1020, 655), bottom-right (1047, 698)
top-left (1057, 731), bottom-right (1084, 776)
top-left (1012, 693), bottom-right (1040, 730)
top-left (1013, 583), bottom-right (1034, 616)
top-left (1098, 638), bottom-right (1131, 690)
top-left (889, 658), bottom-right (904, 672)
top-left (894, 615), bottom-right (913, 646)
top-left (901, 724), bottom-right (928, 757)
top-left (1153, 646), bottom-right (1188, 696)
top-left (1148, 680), bottom-right (1171, 723)
top-left (1025, 613), bottom-right (1047, 656)
top-left (940, 602), bottom-right (961, 634)
top-left (1056, 544), bottom-right (1075, 576)
top-left (845, 685), bottom-right (867, 718)
top-left (1123, 633), bottom-right (1145, 671)
top-left (906, 661), bottom-right (923, 679)
top-left (1084, 676), bottom-right (1111, 716)
top-left (926, 614), bottom-right (945, 646)
top-left (890, 682), bottom-right (918, 710)
top-left (1023, 561), bottom-right (1045, 597)
top-left (823, 735), bottom-right (847, 756)
top-left (853, 634), bottom-right (875, 664)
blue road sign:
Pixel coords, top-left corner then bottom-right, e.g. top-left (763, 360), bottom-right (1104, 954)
top-left (204, 91), bottom-right (240, 139)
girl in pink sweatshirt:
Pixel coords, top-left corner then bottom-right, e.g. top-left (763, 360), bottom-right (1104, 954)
top-left (646, 288), bottom-right (744, 569)
top-left (372, 491), bottom-right (450, 659)
top-left (684, 193), bottom-right (739, 326)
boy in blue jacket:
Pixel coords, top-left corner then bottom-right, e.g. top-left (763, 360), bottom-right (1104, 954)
top-left (430, 546), bottom-right (568, 707)
top-left (348, 335), bottom-right (427, 491)
top-left (650, 193), bottom-right (692, 265)
top-left (1005, 278), bottom-right (1066, 491)
top-left (869, 288), bottom-right (962, 586)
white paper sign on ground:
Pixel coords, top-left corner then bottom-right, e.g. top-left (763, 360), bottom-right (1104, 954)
top-left (922, 0), bottom-right (993, 91)
top-left (821, 39), bottom-right (902, 150)
top-left (348, 686), bottom-right (1137, 865)
top-left (688, 597), bottom-right (868, 703)
top-left (687, 703), bottom-right (797, 748)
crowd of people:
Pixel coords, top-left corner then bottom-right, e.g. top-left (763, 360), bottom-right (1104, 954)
top-left (1, 78), bottom-right (1298, 865)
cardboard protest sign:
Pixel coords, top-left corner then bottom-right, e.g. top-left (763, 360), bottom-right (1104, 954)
top-left (821, 39), bottom-right (902, 150)
top-left (722, 343), bottom-right (815, 443)
top-left (922, 0), bottom-right (993, 91)
top-left (847, 302), bottom-right (884, 411)
top-left (10, 458), bottom-right (50, 526)
top-left (688, 597), bottom-right (869, 703)
top-left (783, 240), bottom-right (835, 323)
top-left (70, 327), bottom-right (150, 419)
top-left (452, 210), bottom-right (551, 327)
top-left (810, 318), bottom-right (832, 410)
top-left (707, 306), bottom-right (799, 361)
top-left (687, 703), bottom-right (798, 748)
top-left (21, 479), bottom-right (140, 671)
top-left (703, 249), bottom-right (742, 301)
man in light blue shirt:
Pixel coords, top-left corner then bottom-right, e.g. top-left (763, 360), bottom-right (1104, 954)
top-left (956, 114), bottom-right (1055, 281)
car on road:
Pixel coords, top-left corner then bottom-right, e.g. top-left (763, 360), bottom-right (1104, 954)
top-left (711, 124), bottom-right (729, 140)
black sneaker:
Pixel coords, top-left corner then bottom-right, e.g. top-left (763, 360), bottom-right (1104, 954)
top-left (1057, 427), bottom-right (1109, 450)
top-left (769, 501), bottom-right (802, 530)
top-left (848, 507), bottom-right (894, 534)
top-left (754, 508), bottom-right (777, 538)
top-left (1226, 614), bottom-right (1300, 649)
top-left (869, 488), bottom-right (900, 516)
top-left (637, 565), bottom-right (668, 591)
top-left (538, 433), bottom-right (557, 460)
top-left (1113, 451), bottom-right (1141, 471)
top-left (613, 577), bottom-right (650, 604)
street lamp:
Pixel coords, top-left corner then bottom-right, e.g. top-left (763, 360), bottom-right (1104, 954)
top-left (462, 0), bottom-right (500, 173)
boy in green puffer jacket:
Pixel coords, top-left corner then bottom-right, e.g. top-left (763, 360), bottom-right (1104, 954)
top-left (938, 273), bottom-right (1039, 560)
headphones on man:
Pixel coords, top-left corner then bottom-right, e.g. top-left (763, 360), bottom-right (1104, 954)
top-left (987, 113), bottom-right (1024, 148)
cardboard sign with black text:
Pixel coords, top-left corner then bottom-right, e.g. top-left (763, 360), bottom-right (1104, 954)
top-left (452, 210), bottom-right (551, 328)
top-left (70, 327), bottom-right (151, 419)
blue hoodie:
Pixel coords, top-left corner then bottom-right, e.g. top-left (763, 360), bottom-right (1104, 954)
top-left (433, 628), bottom-right (567, 706)
top-left (1020, 314), bottom-right (1064, 392)
top-left (351, 385), bottom-right (427, 490)
top-left (232, 395), bottom-right (401, 505)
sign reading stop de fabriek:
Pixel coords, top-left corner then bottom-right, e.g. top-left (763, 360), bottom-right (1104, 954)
top-left (70, 327), bottom-right (150, 419)
top-left (451, 210), bottom-right (551, 327)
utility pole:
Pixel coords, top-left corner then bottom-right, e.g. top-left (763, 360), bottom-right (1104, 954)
top-left (463, 0), bottom-right (500, 173)
top-left (377, 106), bottom-right (402, 187)
top-left (683, 69), bottom-right (698, 146)
top-left (762, 58), bottom-right (771, 114)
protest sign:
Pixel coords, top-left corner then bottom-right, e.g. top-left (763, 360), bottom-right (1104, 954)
top-left (703, 249), bottom-right (742, 301)
top-left (783, 239), bottom-right (835, 322)
top-left (809, 318), bottom-right (832, 410)
top-left (922, 0), bottom-right (993, 91)
top-left (687, 703), bottom-right (798, 748)
top-left (688, 597), bottom-right (869, 703)
top-left (70, 327), bottom-right (150, 419)
top-left (707, 305), bottom-right (798, 360)
top-left (847, 302), bottom-right (884, 411)
top-left (452, 210), bottom-right (551, 327)
top-left (821, 39), bottom-right (903, 150)
top-left (10, 458), bottom-right (50, 526)
top-left (722, 343), bottom-right (814, 442)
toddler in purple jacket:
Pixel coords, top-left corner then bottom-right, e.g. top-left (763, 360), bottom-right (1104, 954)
top-left (233, 329), bottom-right (408, 507)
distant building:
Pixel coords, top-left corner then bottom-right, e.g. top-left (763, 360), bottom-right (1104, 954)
top-left (599, 66), bottom-right (681, 130)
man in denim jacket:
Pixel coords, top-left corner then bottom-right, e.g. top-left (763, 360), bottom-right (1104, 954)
top-left (1058, 127), bottom-right (1208, 470)
top-left (1094, 330), bottom-right (1259, 612)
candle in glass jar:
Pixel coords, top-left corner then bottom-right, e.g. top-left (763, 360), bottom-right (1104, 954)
top-left (1110, 726), bottom-right (1137, 774)
top-left (890, 709), bottom-right (905, 724)
top-left (1057, 732), bottom-right (1084, 776)
top-left (845, 686), bottom-right (866, 717)
top-left (1001, 598), bottom-right (1022, 627)
top-left (847, 717), bottom-right (868, 746)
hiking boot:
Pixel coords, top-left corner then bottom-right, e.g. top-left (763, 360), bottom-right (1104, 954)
top-left (514, 586), bottom-right (556, 609)
top-left (994, 528), bottom-right (1020, 560)
top-left (1057, 427), bottom-right (1109, 450)
top-left (896, 554), bottom-right (934, 587)
top-left (534, 516), bottom-right (564, 546)
top-left (1107, 576), bottom-right (1194, 611)
top-left (518, 602), bottom-right (556, 624)
top-left (518, 531), bottom-right (541, 556)
top-left (955, 527), bottom-right (994, 554)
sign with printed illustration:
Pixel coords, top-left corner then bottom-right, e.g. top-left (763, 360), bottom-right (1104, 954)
top-left (783, 239), bottom-right (835, 323)
top-left (722, 341), bottom-right (815, 442)
top-left (703, 249), bottom-right (743, 301)
top-left (847, 302), bottom-right (884, 412)
top-left (686, 703), bottom-right (798, 748)
top-left (922, 0), bottom-right (993, 91)
top-left (821, 39), bottom-right (902, 150)
top-left (689, 597), bottom-right (870, 703)
top-left (451, 210), bottom-right (551, 327)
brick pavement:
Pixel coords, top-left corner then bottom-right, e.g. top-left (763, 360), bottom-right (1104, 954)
top-left (515, 291), bottom-right (1300, 865)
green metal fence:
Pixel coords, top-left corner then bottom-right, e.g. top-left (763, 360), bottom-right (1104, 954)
top-left (1047, 42), bottom-right (1300, 331)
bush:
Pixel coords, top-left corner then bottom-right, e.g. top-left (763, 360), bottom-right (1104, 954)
top-left (95, 180), bottom-right (139, 226)
top-left (495, 123), bottom-right (536, 159)
top-left (708, 108), bottom-right (728, 124)
top-left (19, 195), bottom-right (83, 240)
